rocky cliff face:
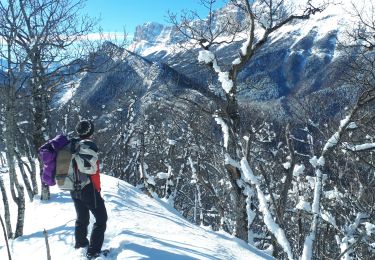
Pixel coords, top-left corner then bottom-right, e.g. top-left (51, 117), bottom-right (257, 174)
top-left (133, 22), bottom-right (166, 43)
top-left (129, 2), bottom-right (354, 117)
top-left (131, 22), bottom-right (184, 55)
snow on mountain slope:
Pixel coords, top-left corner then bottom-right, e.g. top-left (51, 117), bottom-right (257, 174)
top-left (129, 2), bottom-right (352, 59)
top-left (127, 1), bottom-right (358, 107)
top-left (0, 174), bottom-right (273, 260)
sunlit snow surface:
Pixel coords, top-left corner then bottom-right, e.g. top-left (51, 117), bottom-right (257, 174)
top-left (0, 174), bottom-right (273, 260)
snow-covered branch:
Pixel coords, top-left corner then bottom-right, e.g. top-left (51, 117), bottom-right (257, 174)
top-left (302, 103), bottom-right (363, 259)
top-left (198, 50), bottom-right (234, 93)
top-left (344, 142), bottom-right (375, 152)
top-left (241, 158), bottom-right (294, 260)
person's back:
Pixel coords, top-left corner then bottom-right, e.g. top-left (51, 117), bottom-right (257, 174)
top-left (70, 120), bottom-right (107, 259)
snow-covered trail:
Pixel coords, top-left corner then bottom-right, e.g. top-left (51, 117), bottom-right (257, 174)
top-left (0, 175), bottom-right (273, 260)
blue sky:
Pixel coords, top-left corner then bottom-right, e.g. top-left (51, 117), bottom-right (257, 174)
top-left (83, 0), bottom-right (225, 37)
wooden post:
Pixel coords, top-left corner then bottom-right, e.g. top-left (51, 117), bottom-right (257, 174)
top-left (43, 229), bottom-right (51, 260)
top-left (0, 215), bottom-right (12, 260)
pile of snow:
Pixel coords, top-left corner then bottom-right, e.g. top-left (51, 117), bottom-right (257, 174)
top-left (0, 174), bottom-right (273, 259)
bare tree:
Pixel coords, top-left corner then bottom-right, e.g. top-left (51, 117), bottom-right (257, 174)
top-left (0, 0), bottom-right (126, 200)
top-left (12, 0), bottom-right (96, 199)
top-left (0, 1), bottom-right (26, 238)
top-left (169, 0), bottom-right (327, 251)
top-left (313, 1), bottom-right (375, 258)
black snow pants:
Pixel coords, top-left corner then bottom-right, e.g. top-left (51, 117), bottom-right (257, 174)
top-left (71, 183), bottom-right (108, 254)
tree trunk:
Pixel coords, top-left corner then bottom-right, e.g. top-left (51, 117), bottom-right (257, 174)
top-left (4, 97), bottom-right (26, 238)
top-left (222, 89), bottom-right (249, 241)
top-left (235, 189), bottom-right (248, 241)
top-left (30, 72), bottom-right (50, 200)
top-left (6, 145), bottom-right (26, 239)
top-left (139, 132), bottom-right (154, 196)
top-left (194, 189), bottom-right (198, 224)
top-left (28, 157), bottom-right (38, 196)
top-left (0, 177), bottom-right (13, 239)
top-left (0, 153), bottom-right (6, 167)
top-left (40, 182), bottom-right (50, 201)
top-left (16, 124), bottom-right (39, 197)
top-left (0, 215), bottom-right (12, 260)
top-left (226, 164), bottom-right (248, 241)
top-left (165, 143), bottom-right (176, 199)
top-left (196, 183), bottom-right (204, 225)
top-left (13, 188), bottom-right (25, 238)
top-left (16, 155), bottom-right (34, 201)
top-left (278, 124), bottom-right (295, 224)
top-left (33, 102), bottom-right (50, 200)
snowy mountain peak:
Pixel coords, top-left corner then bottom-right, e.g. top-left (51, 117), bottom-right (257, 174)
top-left (130, 1), bottom-right (352, 56)
top-left (128, 1), bottom-right (356, 105)
top-left (133, 22), bottom-right (167, 43)
top-left (131, 22), bottom-right (181, 55)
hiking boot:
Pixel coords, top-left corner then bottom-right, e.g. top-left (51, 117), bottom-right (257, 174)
top-left (74, 240), bottom-right (89, 249)
top-left (86, 249), bottom-right (110, 259)
top-left (86, 251), bottom-right (101, 259)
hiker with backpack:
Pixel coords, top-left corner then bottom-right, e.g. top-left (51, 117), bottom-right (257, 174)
top-left (70, 120), bottom-right (108, 259)
top-left (39, 119), bottom-right (108, 259)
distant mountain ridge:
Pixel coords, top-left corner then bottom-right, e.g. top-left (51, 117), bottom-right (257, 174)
top-left (129, 2), bottom-right (355, 118)
top-left (53, 2), bottom-right (358, 134)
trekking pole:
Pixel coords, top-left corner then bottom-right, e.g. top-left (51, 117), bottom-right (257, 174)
top-left (0, 215), bottom-right (11, 260)
top-left (43, 229), bottom-right (51, 260)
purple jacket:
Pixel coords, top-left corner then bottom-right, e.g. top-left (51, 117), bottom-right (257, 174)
top-left (39, 134), bottom-right (69, 186)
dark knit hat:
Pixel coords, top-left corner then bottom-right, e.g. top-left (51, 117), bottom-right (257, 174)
top-left (75, 120), bottom-right (94, 139)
